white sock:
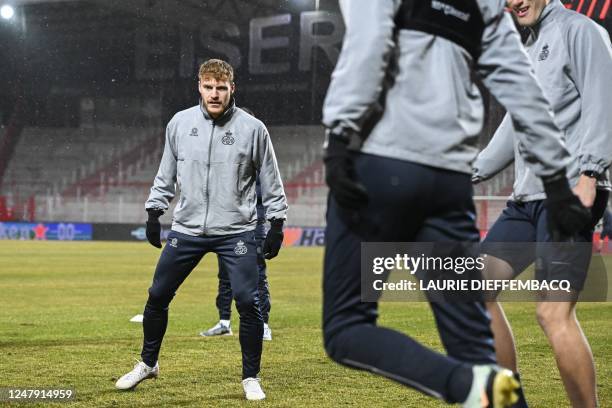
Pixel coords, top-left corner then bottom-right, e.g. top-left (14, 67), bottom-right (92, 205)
top-left (263, 323), bottom-right (269, 330)
top-left (220, 319), bottom-right (230, 327)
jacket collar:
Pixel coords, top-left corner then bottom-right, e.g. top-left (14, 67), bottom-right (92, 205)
top-left (200, 97), bottom-right (236, 125)
top-left (527, 0), bottom-right (562, 40)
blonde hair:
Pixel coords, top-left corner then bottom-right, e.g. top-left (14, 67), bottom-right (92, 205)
top-left (198, 59), bottom-right (234, 82)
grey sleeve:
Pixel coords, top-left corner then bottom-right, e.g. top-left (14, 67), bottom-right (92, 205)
top-left (566, 21), bottom-right (612, 175)
top-left (476, 11), bottom-right (570, 177)
top-left (145, 123), bottom-right (177, 211)
top-left (321, 0), bottom-right (400, 135)
top-left (473, 114), bottom-right (515, 182)
top-left (255, 126), bottom-right (288, 221)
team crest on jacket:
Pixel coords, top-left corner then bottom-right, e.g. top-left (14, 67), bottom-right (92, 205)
top-left (234, 240), bottom-right (247, 255)
top-left (222, 131), bottom-right (235, 145)
top-left (538, 44), bottom-right (549, 61)
top-left (189, 127), bottom-right (198, 137)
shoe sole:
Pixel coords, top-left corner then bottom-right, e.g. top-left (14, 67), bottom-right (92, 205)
top-left (491, 369), bottom-right (520, 408)
top-left (116, 372), bottom-right (158, 391)
top-left (245, 394), bottom-right (266, 401)
top-left (199, 330), bottom-right (233, 337)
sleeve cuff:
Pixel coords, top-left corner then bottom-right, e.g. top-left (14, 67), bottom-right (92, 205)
top-left (579, 156), bottom-right (608, 175)
top-left (145, 205), bottom-right (167, 213)
top-left (266, 211), bottom-right (287, 222)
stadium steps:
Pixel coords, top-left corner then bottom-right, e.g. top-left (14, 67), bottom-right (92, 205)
top-left (0, 96), bottom-right (27, 187)
top-left (60, 130), bottom-right (163, 198)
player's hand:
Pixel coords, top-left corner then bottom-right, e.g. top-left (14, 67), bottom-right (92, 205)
top-left (572, 174), bottom-right (597, 208)
top-left (146, 209), bottom-right (164, 248)
top-left (263, 219), bottom-right (284, 259)
top-left (543, 171), bottom-right (591, 241)
top-left (324, 134), bottom-right (368, 209)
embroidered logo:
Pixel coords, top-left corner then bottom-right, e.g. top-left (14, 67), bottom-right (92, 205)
top-left (234, 240), bottom-right (248, 255)
top-left (538, 44), bottom-right (549, 61)
top-left (222, 131), bottom-right (235, 145)
top-left (169, 238), bottom-right (178, 248)
top-left (189, 127), bottom-right (198, 137)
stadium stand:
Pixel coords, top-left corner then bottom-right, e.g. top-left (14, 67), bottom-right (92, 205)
top-left (0, 120), bottom-right (516, 228)
top-left (0, 126), bottom-right (157, 221)
top-left (0, 124), bottom-right (329, 225)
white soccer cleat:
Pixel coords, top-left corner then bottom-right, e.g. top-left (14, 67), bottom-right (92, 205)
top-left (115, 361), bottom-right (159, 390)
top-left (262, 323), bottom-right (272, 341)
top-left (200, 321), bottom-right (233, 337)
top-left (242, 377), bottom-right (266, 400)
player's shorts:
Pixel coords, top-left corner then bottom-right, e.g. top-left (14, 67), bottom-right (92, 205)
top-left (482, 190), bottom-right (609, 291)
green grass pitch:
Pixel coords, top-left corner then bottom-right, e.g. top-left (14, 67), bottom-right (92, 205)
top-left (1, 242), bottom-right (610, 407)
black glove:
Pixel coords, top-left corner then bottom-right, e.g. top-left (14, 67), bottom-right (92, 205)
top-left (543, 172), bottom-right (590, 241)
top-left (324, 134), bottom-right (368, 209)
top-left (601, 210), bottom-right (612, 240)
top-left (263, 219), bottom-right (284, 260)
top-left (146, 209), bottom-right (164, 248)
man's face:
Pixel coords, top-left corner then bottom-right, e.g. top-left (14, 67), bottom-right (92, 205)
top-left (507, 0), bottom-right (549, 27)
top-left (199, 76), bottom-right (234, 118)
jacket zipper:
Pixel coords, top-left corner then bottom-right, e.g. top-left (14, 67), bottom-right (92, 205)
top-left (203, 123), bottom-right (215, 233)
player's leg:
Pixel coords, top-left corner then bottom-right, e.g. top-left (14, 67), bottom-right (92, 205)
top-left (487, 301), bottom-right (517, 372)
top-left (535, 300), bottom-right (596, 408)
top-left (483, 258), bottom-right (517, 372)
top-left (414, 165), bottom-right (524, 406)
top-left (324, 195), bottom-right (471, 403)
top-left (480, 202), bottom-right (537, 374)
top-left (533, 191), bottom-right (608, 408)
top-left (216, 255), bottom-right (233, 321)
top-left (200, 256), bottom-right (233, 336)
top-left (481, 255), bottom-right (516, 373)
top-left (413, 173), bottom-right (496, 365)
top-left (480, 202), bottom-right (538, 408)
top-left (141, 232), bottom-right (206, 365)
top-left (323, 155), bottom-right (515, 405)
top-left (116, 231), bottom-right (205, 390)
top-left (216, 231), bottom-right (264, 399)
top-left (255, 222), bottom-right (272, 339)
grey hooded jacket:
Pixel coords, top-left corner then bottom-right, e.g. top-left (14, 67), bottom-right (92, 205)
top-left (474, 0), bottom-right (612, 201)
top-left (145, 101), bottom-right (288, 236)
top-left (323, 0), bottom-right (570, 177)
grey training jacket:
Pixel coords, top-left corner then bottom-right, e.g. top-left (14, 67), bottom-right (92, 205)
top-left (145, 101), bottom-right (288, 236)
top-left (473, 0), bottom-right (612, 201)
top-left (323, 0), bottom-right (569, 177)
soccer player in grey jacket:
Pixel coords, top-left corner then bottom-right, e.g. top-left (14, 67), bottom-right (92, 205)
top-left (322, 0), bottom-right (589, 407)
top-left (115, 59), bottom-right (288, 401)
top-left (473, 1), bottom-right (611, 406)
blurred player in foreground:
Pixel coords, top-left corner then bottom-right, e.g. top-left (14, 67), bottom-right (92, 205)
top-left (474, 1), bottom-right (611, 405)
top-left (115, 59), bottom-right (287, 400)
top-left (322, 0), bottom-right (588, 406)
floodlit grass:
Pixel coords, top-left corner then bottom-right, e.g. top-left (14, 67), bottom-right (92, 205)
top-left (0, 242), bottom-right (610, 407)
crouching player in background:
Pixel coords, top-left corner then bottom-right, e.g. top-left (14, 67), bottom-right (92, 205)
top-left (200, 175), bottom-right (274, 341)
